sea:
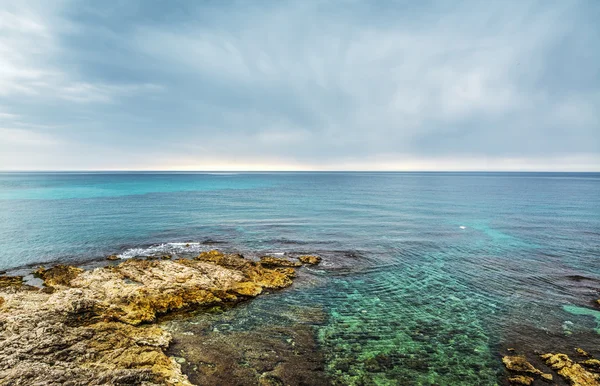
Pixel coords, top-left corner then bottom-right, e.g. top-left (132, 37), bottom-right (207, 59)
top-left (0, 172), bottom-right (599, 385)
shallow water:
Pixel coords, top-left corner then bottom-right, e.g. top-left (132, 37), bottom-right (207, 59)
top-left (1, 172), bottom-right (599, 384)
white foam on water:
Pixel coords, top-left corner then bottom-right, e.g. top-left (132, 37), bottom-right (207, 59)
top-left (117, 242), bottom-right (211, 259)
top-left (460, 226), bottom-right (466, 229)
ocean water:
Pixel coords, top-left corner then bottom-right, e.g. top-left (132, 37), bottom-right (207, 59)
top-left (1, 172), bottom-right (599, 384)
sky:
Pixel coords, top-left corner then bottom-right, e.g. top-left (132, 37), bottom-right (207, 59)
top-left (0, 0), bottom-right (598, 171)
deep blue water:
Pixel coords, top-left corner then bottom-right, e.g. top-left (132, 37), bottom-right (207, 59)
top-left (1, 172), bottom-right (599, 384)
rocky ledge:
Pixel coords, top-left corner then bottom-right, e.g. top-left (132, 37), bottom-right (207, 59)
top-left (503, 352), bottom-right (600, 386)
top-left (0, 250), bottom-right (317, 385)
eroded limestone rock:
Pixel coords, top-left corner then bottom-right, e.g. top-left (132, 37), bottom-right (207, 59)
top-left (508, 375), bottom-right (534, 385)
top-left (34, 264), bottom-right (84, 287)
top-left (502, 355), bottom-right (553, 384)
top-left (541, 353), bottom-right (600, 386)
top-left (259, 256), bottom-right (302, 268)
top-left (298, 255), bottom-right (322, 265)
top-left (581, 359), bottom-right (600, 373)
top-left (502, 355), bottom-right (545, 375)
top-left (0, 252), bottom-right (299, 385)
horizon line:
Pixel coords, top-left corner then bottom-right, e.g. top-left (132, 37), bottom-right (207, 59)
top-left (1, 170), bottom-right (599, 173)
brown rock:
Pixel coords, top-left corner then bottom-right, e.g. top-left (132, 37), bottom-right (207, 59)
top-left (581, 359), bottom-right (600, 373)
top-left (161, 254), bottom-right (172, 260)
top-left (195, 250), bottom-right (296, 289)
top-left (577, 348), bottom-right (591, 357)
top-left (541, 353), bottom-right (600, 386)
top-left (106, 254), bottom-right (120, 261)
top-left (298, 255), bottom-right (322, 265)
top-left (167, 318), bottom-right (329, 385)
top-left (0, 254), bottom-right (300, 385)
top-left (260, 256), bottom-right (302, 268)
top-left (230, 282), bottom-right (263, 297)
top-left (0, 275), bottom-right (26, 289)
top-left (508, 375), bottom-right (534, 385)
top-left (502, 355), bottom-right (543, 375)
top-left (34, 265), bottom-right (84, 287)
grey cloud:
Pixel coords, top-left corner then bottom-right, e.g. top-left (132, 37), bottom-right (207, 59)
top-left (0, 0), bottom-right (598, 170)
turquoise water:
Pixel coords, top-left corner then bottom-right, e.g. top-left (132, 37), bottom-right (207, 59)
top-left (1, 172), bottom-right (599, 384)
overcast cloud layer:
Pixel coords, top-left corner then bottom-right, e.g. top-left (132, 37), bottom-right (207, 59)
top-left (0, 0), bottom-right (598, 171)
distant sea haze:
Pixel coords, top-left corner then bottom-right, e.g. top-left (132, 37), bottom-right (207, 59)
top-left (1, 171), bottom-right (599, 384)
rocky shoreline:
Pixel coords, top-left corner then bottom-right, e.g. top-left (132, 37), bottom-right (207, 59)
top-left (0, 250), bottom-right (322, 385)
top-left (1, 248), bottom-right (599, 385)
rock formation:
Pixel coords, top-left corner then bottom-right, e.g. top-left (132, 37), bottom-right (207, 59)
top-left (0, 250), bottom-right (299, 385)
top-left (541, 353), bottom-right (600, 386)
top-left (259, 256), bottom-right (302, 268)
top-left (298, 255), bottom-right (322, 265)
top-left (503, 352), bottom-right (600, 386)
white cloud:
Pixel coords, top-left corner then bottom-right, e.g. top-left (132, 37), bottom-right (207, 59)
top-left (0, 3), bottom-right (161, 103)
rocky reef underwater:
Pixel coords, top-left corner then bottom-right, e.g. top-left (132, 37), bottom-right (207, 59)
top-left (1, 248), bottom-right (599, 386)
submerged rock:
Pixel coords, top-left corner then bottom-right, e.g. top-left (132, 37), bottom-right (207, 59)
top-left (106, 254), bottom-right (120, 261)
top-left (582, 359), bottom-right (600, 373)
top-left (0, 253), bottom-right (300, 385)
top-left (259, 255), bottom-right (302, 268)
top-left (502, 355), bottom-right (545, 375)
top-left (502, 355), bottom-right (553, 384)
top-left (166, 317), bottom-right (329, 385)
top-left (508, 375), bottom-right (534, 385)
top-left (541, 353), bottom-right (600, 385)
top-left (298, 255), bottom-right (322, 265)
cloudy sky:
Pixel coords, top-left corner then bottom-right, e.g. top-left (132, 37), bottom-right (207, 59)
top-left (0, 0), bottom-right (598, 171)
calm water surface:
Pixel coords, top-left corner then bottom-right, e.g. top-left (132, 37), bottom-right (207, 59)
top-left (1, 172), bottom-right (599, 384)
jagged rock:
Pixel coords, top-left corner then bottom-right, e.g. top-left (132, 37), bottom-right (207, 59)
top-left (502, 355), bottom-right (544, 375)
top-left (195, 250), bottom-right (295, 289)
top-left (508, 375), bottom-right (534, 385)
top-left (581, 359), bottom-right (600, 373)
top-left (577, 348), bottom-right (591, 357)
top-left (541, 353), bottom-right (600, 386)
top-left (259, 256), bottom-right (302, 268)
top-left (230, 281), bottom-right (263, 297)
top-left (106, 254), bottom-right (120, 261)
top-left (503, 355), bottom-right (554, 384)
top-left (541, 373), bottom-right (553, 382)
top-left (0, 254), bottom-right (300, 385)
top-left (34, 265), bottom-right (84, 287)
top-left (0, 275), bottom-right (27, 289)
top-left (298, 255), bottom-right (321, 265)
